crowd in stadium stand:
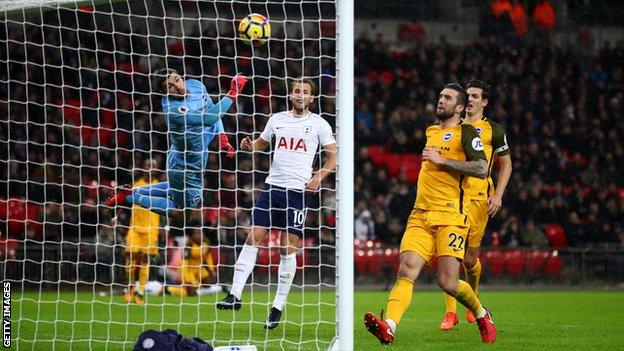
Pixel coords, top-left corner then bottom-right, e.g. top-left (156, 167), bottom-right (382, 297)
top-left (1, 6), bottom-right (623, 255)
top-left (354, 33), bottom-right (624, 248)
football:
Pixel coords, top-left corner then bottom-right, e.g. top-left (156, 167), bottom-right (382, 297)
top-left (238, 13), bottom-right (271, 47)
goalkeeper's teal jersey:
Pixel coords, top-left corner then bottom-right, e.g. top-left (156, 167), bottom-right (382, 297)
top-left (161, 79), bottom-right (233, 191)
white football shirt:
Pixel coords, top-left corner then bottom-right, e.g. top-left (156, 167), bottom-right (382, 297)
top-left (259, 110), bottom-right (335, 190)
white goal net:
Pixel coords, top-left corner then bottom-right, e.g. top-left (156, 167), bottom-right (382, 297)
top-left (0, 0), bottom-right (352, 350)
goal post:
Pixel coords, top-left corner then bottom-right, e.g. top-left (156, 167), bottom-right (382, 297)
top-left (334, 0), bottom-right (354, 350)
top-left (1, 0), bottom-right (354, 350)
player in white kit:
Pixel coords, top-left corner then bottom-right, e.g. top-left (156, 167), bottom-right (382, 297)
top-left (217, 78), bottom-right (337, 330)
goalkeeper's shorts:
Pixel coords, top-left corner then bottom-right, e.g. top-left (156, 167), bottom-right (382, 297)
top-left (168, 169), bottom-right (202, 209)
top-left (252, 183), bottom-right (309, 237)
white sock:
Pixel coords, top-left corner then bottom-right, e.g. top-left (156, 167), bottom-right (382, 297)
top-left (271, 253), bottom-right (297, 311)
top-left (475, 307), bottom-right (487, 319)
top-left (385, 319), bottom-right (397, 333)
top-left (230, 244), bottom-right (258, 299)
top-left (196, 285), bottom-right (223, 296)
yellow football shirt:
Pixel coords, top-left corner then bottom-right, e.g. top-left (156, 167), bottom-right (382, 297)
top-left (129, 178), bottom-right (161, 235)
top-left (463, 118), bottom-right (510, 200)
top-left (414, 123), bottom-right (486, 214)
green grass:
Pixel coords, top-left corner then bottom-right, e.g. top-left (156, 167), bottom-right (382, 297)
top-left (12, 290), bottom-right (624, 350)
top-left (355, 290), bottom-right (624, 351)
top-left (13, 290), bottom-right (335, 351)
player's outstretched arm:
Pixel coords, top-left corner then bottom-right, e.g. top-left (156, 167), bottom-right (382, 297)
top-left (183, 97), bottom-right (234, 127)
top-left (306, 143), bottom-right (337, 191)
top-left (183, 75), bottom-right (249, 127)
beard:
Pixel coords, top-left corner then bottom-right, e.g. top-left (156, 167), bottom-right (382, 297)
top-left (436, 108), bottom-right (454, 120)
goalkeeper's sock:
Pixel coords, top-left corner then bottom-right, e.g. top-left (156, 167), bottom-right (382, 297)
top-left (465, 258), bottom-right (482, 295)
top-left (230, 244), bottom-right (259, 300)
top-left (443, 292), bottom-right (457, 313)
top-left (385, 277), bottom-right (414, 325)
top-left (125, 194), bottom-right (175, 216)
top-left (454, 280), bottom-right (485, 318)
top-left (137, 261), bottom-right (149, 296)
top-left (271, 253), bottom-right (297, 311)
top-left (196, 285), bottom-right (223, 296)
top-left (166, 286), bottom-right (188, 297)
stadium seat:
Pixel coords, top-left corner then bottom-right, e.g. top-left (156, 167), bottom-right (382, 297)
top-left (505, 250), bottom-right (526, 277)
top-left (527, 250), bottom-right (550, 275)
top-left (544, 252), bottom-right (564, 277)
top-left (367, 146), bottom-right (387, 167)
top-left (544, 224), bottom-right (567, 247)
top-left (484, 250), bottom-right (505, 276)
top-left (354, 249), bottom-right (368, 275)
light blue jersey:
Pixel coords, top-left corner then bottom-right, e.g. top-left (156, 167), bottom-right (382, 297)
top-left (124, 79), bottom-right (234, 215)
top-left (160, 79), bottom-right (233, 208)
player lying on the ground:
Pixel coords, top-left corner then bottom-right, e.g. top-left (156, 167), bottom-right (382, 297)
top-left (105, 69), bottom-right (248, 223)
top-left (216, 78), bottom-right (337, 331)
top-left (145, 223), bottom-right (226, 297)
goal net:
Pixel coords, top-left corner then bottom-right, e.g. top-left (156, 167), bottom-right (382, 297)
top-left (0, 0), bottom-right (352, 350)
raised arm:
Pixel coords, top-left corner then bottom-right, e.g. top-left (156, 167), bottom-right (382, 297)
top-left (181, 75), bottom-right (249, 127)
top-left (183, 97), bottom-right (233, 126)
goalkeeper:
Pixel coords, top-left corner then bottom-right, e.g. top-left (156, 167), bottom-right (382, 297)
top-left (105, 69), bottom-right (249, 222)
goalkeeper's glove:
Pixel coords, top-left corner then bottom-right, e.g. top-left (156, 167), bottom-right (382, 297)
top-left (227, 75), bottom-right (249, 99)
top-left (219, 132), bottom-right (236, 158)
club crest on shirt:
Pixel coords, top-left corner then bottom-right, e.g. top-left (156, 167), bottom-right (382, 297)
top-left (178, 105), bottom-right (189, 114)
top-left (442, 132), bottom-right (453, 142)
top-left (475, 127), bottom-right (482, 135)
top-left (304, 125), bottom-right (312, 134)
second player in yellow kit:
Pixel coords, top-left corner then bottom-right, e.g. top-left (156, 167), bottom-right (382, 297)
top-left (364, 83), bottom-right (498, 345)
top-left (123, 159), bottom-right (164, 304)
top-left (440, 79), bottom-right (513, 330)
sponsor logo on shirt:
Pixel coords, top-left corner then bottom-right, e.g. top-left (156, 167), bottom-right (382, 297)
top-left (277, 137), bottom-right (308, 152)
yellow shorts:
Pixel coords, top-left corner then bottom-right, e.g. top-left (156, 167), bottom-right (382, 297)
top-left (125, 229), bottom-right (159, 255)
top-left (180, 264), bottom-right (211, 287)
top-left (466, 200), bottom-right (489, 248)
top-left (400, 209), bottom-right (469, 262)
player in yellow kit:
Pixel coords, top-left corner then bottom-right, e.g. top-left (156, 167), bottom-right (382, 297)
top-left (124, 158), bottom-right (163, 304)
top-left (439, 79), bottom-right (512, 330)
top-left (163, 223), bottom-right (226, 297)
top-left (364, 83), bottom-right (497, 344)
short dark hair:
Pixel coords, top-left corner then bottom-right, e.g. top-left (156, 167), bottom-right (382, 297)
top-left (466, 78), bottom-right (490, 101)
top-left (152, 68), bottom-right (178, 94)
top-left (444, 82), bottom-right (467, 107)
top-left (290, 77), bottom-right (316, 95)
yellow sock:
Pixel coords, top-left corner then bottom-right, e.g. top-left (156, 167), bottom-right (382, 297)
top-left (125, 256), bottom-right (136, 289)
top-left (465, 259), bottom-right (482, 295)
top-left (454, 280), bottom-right (484, 316)
top-left (137, 262), bottom-right (150, 295)
top-left (443, 292), bottom-right (457, 313)
top-left (167, 286), bottom-right (188, 297)
top-left (385, 277), bottom-right (414, 325)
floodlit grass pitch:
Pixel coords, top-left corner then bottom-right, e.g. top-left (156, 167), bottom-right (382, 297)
top-left (355, 290), bottom-right (624, 351)
top-left (13, 290), bottom-right (623, 350)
